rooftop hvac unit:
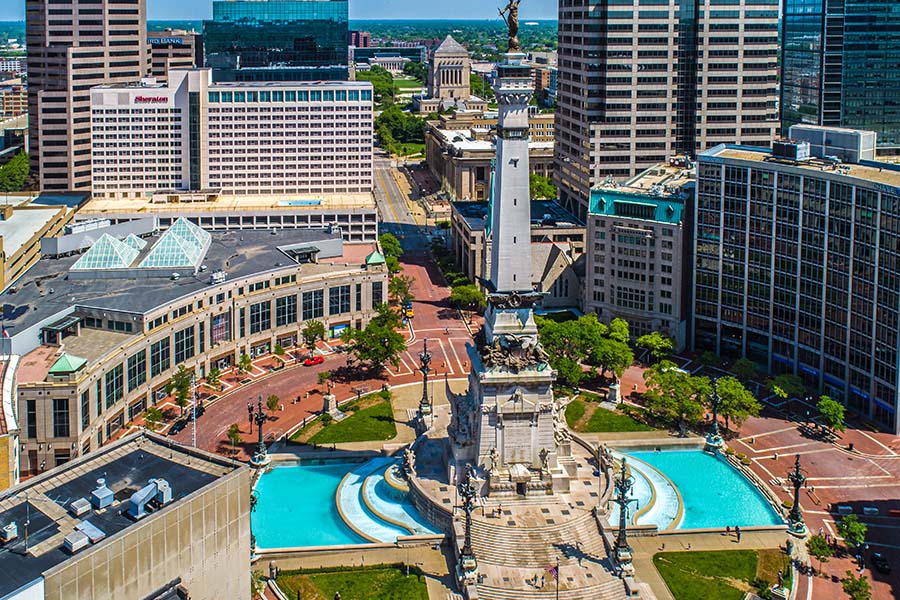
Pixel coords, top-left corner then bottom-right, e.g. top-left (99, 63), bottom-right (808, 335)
top-left (63, 530), bottom-right (90, 554)
top-left (772, 140), bottom-right (811, 161)
top-left (91, 478), bottom-right (114, 509)
top-left (1, 522), bottom-right (17, 543)
top-left (209, 271), bottom-right (226, 285)
top-left (128, 478), bottom-right (173, 520)
top-left (69, 498), bottom-right (91, 517)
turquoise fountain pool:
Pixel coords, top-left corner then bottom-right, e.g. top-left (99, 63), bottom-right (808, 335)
top-left (252, 458), bottom-right (440, 549)
top-left (607, 449), bottom-right (784, 530)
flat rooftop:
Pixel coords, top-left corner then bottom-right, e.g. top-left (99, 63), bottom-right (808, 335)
top-left (80, 192), bottom-right (377, 216)
top-left (595, 158), bottom-right (695, 197)
top-left (18, 330), bottom-right (134, 384)
top-left (452, 199), bottom-right (583, 232)
top-left (0, 228), bottom-right (354, 335)
top-left (0, 432), bottom-right (242, 599)
top-left (434, 129), bottom-right (553, 153)
top-left (703, 145), bottom-right (900, 188)
top-left (0, 206), bottom-right (67, 259)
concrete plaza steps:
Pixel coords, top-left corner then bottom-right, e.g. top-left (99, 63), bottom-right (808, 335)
top-left (477, 577), bottom-right (628, 600)
top-left (469, 512), bottom-right (606, 569)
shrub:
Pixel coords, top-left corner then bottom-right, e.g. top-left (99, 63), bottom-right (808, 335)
top-left (724, 447), bottom-right (735, 456)
top-left (741, 457), bottom-right (752, 465)
top-left (736, 452), bottom-right (747, 460)
top-left (782, 500), bottom-right (794, 509)
top-left (321, 413), bottom-right (333, 426)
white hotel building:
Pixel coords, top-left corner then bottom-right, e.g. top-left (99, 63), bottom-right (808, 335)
top-left (90, 68), bottom-right (373, 200)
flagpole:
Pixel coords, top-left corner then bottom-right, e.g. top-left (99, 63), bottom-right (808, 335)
top-left (555, 556), bottom-right (559, 600)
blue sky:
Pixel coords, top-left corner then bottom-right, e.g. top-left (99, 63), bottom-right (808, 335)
top-left (2, 0), bottom-right (558, 22)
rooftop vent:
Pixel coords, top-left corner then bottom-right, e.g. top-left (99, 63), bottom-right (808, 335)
top-left (771, 140), bottom-right (811, 162)
top-left (91, 478), bottom-right (114, 509)
top-left (128, 478), bottom-right (173, 520)
top-left (64, 530), bottom-right (90, 554)
top-left (1, 521), bottom-right (17, 543)
top-left (69, 498), bottom-right (91, 517)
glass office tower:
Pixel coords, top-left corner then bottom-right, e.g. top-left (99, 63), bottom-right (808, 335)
top-left (203, 0), bottom-right (349, 82)
top-left (782, 0), bottom-right (900, 149)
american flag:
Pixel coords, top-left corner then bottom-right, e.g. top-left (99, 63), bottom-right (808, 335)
top-left (546, 565), bottom-right (558, 580)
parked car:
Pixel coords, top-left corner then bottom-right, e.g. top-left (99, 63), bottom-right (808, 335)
top-left (303, 355), bottom-right (325, 367)
top-left (872, 553), bottom-right (891, 574)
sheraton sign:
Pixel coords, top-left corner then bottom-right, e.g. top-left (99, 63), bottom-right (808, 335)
top-left (135, 96), bottom-right (168, 104)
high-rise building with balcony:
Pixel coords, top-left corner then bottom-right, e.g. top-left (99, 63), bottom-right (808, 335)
top-left (555, 0), bottom-right (779, 219)
top-left (203, 0), bottom-right (349, 82)
top-left (781, 0), bottom-right (900, 152)
top-left (693, 128), bottom-right (900, 433)
top-left (26, 0), bottom-right (150, 191)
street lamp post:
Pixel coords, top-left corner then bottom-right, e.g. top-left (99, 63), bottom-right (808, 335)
top-left (614, 459), bottom-right (639, 576)
top-left (456, 465), bottom-right (479, 585)
top-left (247, 402), bottom-right (254, 434)
top-left (418, 338), bottom-right (433, 417)
top-left (787, 454), bottom-right (808, 535)
top-left (250, 396), bottom-right (271, 468)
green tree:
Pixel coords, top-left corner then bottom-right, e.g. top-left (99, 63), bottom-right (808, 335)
top-left (837, 514), bottom-right (867, 551)
top-left (266, 394), bottom-right (280, 413)
top-left (227, 423), bottom-right (242, 452)
top-left (699, 351), bottom-right (721, 368)
top-left (374, 104), bottom-right (426, 154)
top-left (144, 406), bottom-right (163, 431)
top-left (238, 353), bottom-right (253, 374)
top-left (301, 320), bottom-right (326, 357)
top-left (716, 376), bottom-right (761, 432)
top-left (165, 364), bottom-right (193, 415)
top-left (317, 370), bottom-right (331, 386)
top-left (607, 318), bottom-right (630, 344)
top-left (206, 367), bottom-right (221, 387)
top-left (636, 331), bottom-right (674, 363)
top-left (385, 255), bottom-right (401, 274)
top-left (644, 360), bottom-right (711, 436)
top-left (589, 338), bottom-right (634, 381)
top-left (0, 152), bottom-right (29, 192)
top-left (731, 357), bottom-right (760, 383)
top-left (450, 284), bottom-right (487, 312)
top-left (554, 356), bottom-right (585, 388)
top-left (806, 534), bottom-right (831, 574)
top-left (402, 60), bottom-right (427, 82)
top-left (470, 73), bottom-right (495, 101)
top-left (355, 65), bottom-right (394, 106)
top-left (388, 274), bottom-right (413, 303)
top-left (529, 173), bottom-right (556, 199)
top-left (341, 304), bottom-right (407, 374)
top-left (273, 343), bottom-right (285, 356)
top-left (767, 373), bottom-right (805, 400)
top-left (379, 233), bottom-right (404, 258)
top-left (841, 571), bottom-right (872, 600)
top-left (817, 395), bottom-right (846, 432)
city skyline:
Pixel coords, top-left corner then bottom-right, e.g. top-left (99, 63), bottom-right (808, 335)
top-left (1, 0), bottom-right (559, 23)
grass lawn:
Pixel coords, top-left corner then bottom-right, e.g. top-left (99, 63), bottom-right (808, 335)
top-left (395, 142), bottom-right (425, 156)
top-left (654, 549), bottom-right (791, 600)
top-left (565, 398), bottom-right (655, 433)
top-left (394, 78), bottom-right (424, 90)
top-left (277, 565), bottom-right (429, 600)
top-left (305, 395), bottom-right (397, 445)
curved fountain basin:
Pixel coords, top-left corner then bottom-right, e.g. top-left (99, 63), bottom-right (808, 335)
top-left (362, 466), bottom-right (440, 536)
top-left (336, 458), bottom-right (410, 542)
top-left (606, 452), bottom-right (680, 530)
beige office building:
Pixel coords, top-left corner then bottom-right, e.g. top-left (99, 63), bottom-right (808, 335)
top-left (0, 430), bottom-right (250, 600)
top-left (555, 0), bottom-right (779, 218)
top-left (26, 0), bottom-right (150, 191)
top-left (148, 30), bottom-right (203, 78)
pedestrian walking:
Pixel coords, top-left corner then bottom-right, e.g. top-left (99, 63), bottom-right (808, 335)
top-left (735, 525), bottom-right (741, 542)
top-left (540, 576), bottom-right (545, 588)
top-left (726, 525), bottom-right (731, 536)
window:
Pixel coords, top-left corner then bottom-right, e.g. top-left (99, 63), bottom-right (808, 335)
top-left (356, 284), bottom-right (362, 312)
top-left (95, 380), bottom-right (102, 420)
top-left (150, 338), bottom-right (171, 377)
top-left (81, 390), bottom-right (90, 431)
top-left (174, 326), bottom-right (195, 364)
top-left (302, 290), bottom-right (324, 320)
top-left (211, 311), bottom-right (231, 344)
top-left (249, 301), bottom-right (271, 334)
top-left (329, 285), bottom-right (351, 315)
top-left (26, 399), bottom-right (36, 438)
top-left (372, 281), bottom-right (383, 309)
top-left (127, 350), bottom-right (146, 392)
top-left (276, 295), bottom-right (297, 327)
top-left (199, 321), bottom-right (205, 353)
top-left (105, 363), bottom-right (124, 408)
top-left (53, 398), bottom-right (70, 438)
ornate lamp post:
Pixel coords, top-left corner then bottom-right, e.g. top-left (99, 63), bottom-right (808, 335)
top-left (456, 465), bottom-right (479, 584)
top-left (787, 453), bottom-right (807, 535)
top-left (705, 378), bottom-right (725, 451)
top-left (418, 338), bottom-right (433, 417)
top-left (250, 395), bottom-right (271, 467)
top-left (247, 402), bottom-right (254, 434)
top-left (614, 458), bottom-right (639, 576)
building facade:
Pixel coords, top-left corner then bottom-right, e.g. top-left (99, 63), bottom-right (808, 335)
top-left (0, 355), bottom-right (20, 491)
top-left (4, 222), bottom-right (387, 473)
top-left (90, 69), bottom-right (373, 200)
top-left (693, 137), bottom-right (900, 432)
top-left (0, 431), bottom-right (250, 600)
top-left (781, 0), bottom-right (900, 151)
top-left (0, 79), bottom-right (26, 118)
top-left (203, 0), bottom-right (349, 82)
top-left (26, 0), bottom-right (150, 191)
top-left (0, 58), bottom-right (26, 76)
top-left (349, 30), bottom-right (371, 48)
top-left (555, 0), bottom-right (779, 218)
top-left (414, 36), bottom-right (487, 114)
top-left (148, 30), bottom-right (203, 78)
top-left (584, 163), bottom-right (694, 350)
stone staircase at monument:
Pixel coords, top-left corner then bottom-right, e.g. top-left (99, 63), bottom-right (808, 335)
top-left (470, 511), bottom-right (606, 568)
top-left (477, 578), bottom-right (628, 600)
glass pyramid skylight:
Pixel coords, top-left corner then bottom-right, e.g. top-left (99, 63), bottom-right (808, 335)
top-left (71, 233), bottom-right (141, 270)
top-left (138, 218), bottom-right (211, 269)
top-left (123, 234), bottom-right (147, 252)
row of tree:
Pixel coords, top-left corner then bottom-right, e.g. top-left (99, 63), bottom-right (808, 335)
top-left (375, 105), bottom-right (427, 156)
top-left (535, 314), bottom-right (633, 387)
top-left (0, 152), bottom-right (28, 193)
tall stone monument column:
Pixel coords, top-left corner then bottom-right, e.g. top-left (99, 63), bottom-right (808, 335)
top-left (447, 19), bottom-right (573, 497)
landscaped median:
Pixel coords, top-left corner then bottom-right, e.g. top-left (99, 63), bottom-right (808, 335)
top-left (653, 549), bottom-right (791, 600)
top-left (290, 389), bottom-right (397, 445)
top-left (275, 564), bottom-right (428, 600)
top-left (564, 393), bottom-right (656, 433)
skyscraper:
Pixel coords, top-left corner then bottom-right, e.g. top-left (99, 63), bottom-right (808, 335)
top-left (781, 0), bottom-right (900, 151)
top-left (26, 0), bottom-right (150, 191)
top-left (203, 0), bottom-right (349, 82)
top-left (555, 0), bottom-right (779, 218)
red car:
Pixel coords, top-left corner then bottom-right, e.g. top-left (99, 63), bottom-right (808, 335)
top-left (303, 355), bottom-right (324, 367)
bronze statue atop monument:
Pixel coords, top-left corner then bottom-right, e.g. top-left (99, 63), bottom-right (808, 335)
top-left (498, 0), bottom-right (522, 52)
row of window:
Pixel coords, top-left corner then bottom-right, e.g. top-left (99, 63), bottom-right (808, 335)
top-left (208, 89), bottom-right (373, 104)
